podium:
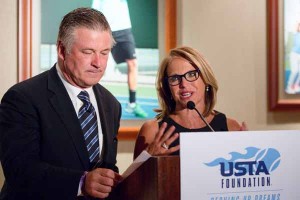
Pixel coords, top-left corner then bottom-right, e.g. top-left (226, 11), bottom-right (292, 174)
top-left (116, 156), bottom-right (180, 200)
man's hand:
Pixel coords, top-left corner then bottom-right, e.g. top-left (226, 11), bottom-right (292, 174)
top-left (83, 168), bottom-right (122, 199)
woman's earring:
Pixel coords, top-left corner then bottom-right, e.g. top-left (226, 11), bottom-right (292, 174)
top-left (206, 86), bottom-right (210, 92)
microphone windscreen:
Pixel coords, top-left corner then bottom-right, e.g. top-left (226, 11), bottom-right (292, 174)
top-left (187, 101), bottom-right (195, 110)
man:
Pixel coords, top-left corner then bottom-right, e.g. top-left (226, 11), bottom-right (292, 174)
top-left (0, 8), bottom-right (121, 199)
top-left (92, 0), bottom-right (148, 118)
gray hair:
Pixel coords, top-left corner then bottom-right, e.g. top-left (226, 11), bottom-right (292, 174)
top-left (57, 7), bottom-right (115, 53)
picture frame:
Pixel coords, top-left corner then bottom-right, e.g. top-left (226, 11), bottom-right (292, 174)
top-left (268, 0), bottom-right (300, 111)
top-left (18, 0), bottom-right (177, 139)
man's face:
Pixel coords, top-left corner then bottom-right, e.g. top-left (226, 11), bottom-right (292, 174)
top-left (58, 27), bottom-right (113, 88)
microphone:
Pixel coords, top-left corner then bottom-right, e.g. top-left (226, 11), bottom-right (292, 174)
top-left (187, 101), bottom-right (215, 132)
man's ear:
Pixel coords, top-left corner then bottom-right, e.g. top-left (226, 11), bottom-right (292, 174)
top-left (57, 41), bottom-right (66, 60)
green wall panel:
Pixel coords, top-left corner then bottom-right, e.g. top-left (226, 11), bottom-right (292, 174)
top-left (41, 0), bottom-right (157, 48)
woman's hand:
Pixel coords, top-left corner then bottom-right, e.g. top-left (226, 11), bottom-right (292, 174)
top-left (146, 122), bottom-right (180, 156)
top-left (240, 121), bottom-right (248, 131)
top-left (227, 118), bottom-right (249, 131)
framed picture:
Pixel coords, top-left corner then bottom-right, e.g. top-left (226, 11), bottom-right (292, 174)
top-left (18, 0), bottom-right (177, 139)
top-left (268, 0), bottom-right (300, 111)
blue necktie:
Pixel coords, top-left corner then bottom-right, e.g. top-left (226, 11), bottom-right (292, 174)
top-left (77, 91), bottom-right (100, 163)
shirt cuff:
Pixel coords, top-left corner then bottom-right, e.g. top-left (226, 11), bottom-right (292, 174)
top-left (77, 171), bottom-right (88, 196)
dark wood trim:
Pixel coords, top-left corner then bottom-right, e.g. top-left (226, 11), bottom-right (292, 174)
top-left (18, 0), bottom-right (177, 140)
top-left (18, 0), bottom-right (32, 82)
top-left (267, 0), bottom-right (300, 111)
top-left (118, 127), bottom-right (140, 140)
top-left (165, 0), bottom-right (177, 52)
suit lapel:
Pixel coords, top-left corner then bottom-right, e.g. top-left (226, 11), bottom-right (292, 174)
top-left (47, 66), bottom-right (90, 169)
top-left (93, 86), bottom-right (110, 161)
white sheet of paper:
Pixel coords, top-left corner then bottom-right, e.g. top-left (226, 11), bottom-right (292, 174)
top-left (121, 150), bottom-right (151, 181)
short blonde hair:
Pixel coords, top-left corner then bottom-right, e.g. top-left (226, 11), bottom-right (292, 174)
top-left (155, 46), bottom-right (218, 120)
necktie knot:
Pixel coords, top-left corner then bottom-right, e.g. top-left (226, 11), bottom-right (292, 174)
top-left (78, 91), bottom-right (92, 112)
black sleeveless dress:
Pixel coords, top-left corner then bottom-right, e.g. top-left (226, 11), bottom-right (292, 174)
top-left (158, 112), bottom-right (228, 155)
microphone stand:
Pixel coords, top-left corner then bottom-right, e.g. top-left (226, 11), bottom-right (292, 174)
top-left (187, 101), bottom-right (215, 132)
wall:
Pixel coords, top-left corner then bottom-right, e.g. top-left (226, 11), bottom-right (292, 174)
top-left (0, 0), bottom-right (17, 188)
top-left (0, 1), bottom-right (17, 96)
top-left (178, 0), bottom-right (300, 131)
top-left (1, 0), bottom-right (300, 189)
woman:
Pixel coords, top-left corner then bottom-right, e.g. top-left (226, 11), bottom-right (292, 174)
top-left (134, 46), bottom-right (247, 159)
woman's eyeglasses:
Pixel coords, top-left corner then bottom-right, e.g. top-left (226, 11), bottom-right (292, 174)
top-left (166, 69), bottom-right (200, 86)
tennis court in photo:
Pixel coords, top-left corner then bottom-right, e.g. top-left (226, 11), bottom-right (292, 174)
top-left (101, 48), bottom-right (159, 120)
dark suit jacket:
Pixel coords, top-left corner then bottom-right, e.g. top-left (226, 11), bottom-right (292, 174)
top-left (0, 66), bottom-right (121, 200)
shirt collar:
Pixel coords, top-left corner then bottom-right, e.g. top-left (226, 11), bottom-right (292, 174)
top-left (56, 63), bottom-right (93, 101)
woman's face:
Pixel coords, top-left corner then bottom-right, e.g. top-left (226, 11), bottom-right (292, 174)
top-left (166, 57), bottom-right (206, 111)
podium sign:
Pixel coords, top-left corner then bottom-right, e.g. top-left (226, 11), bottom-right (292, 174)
top-left (180, 130), bottom-right (300, 200)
